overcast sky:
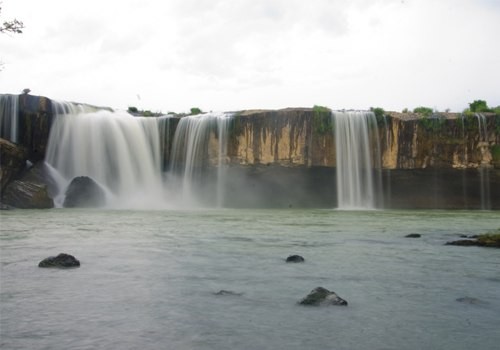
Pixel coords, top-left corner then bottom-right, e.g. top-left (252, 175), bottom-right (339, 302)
top-left (1, 0), bottom-right (499, 113)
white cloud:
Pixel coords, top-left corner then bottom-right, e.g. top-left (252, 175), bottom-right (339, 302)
top-left (1, 0), bottom-right (499, 112)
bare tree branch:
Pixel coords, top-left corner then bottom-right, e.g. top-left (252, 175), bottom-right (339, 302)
top-left (0, 4), bottom-right (24, 34)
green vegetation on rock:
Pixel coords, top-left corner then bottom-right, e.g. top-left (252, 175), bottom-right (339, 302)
top-left (312, 105), bottom-right (333, 134)
top-left (370, 107), bottom-right (386, 126)
top-left (477, 230), bottom-right (500, 248)
top-left (491, 145), bottom-right (500, 162)
top-left (418, 115), bottom-right (445, 132)
top-left (127, 106), bottom-right (161, 117)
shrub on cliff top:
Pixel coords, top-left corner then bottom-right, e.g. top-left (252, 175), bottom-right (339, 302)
top-left (413, 106), bottom-right (434, 117)
top-left (127, 106), bottom-right (139, 114)
top-left (469, 100), bottom-right (491, 113)
top-left (190, 107), bottom-right (202, 115)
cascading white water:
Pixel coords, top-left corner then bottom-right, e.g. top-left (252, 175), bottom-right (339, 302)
top-left (0, 94), bottom-right (19, 143)
top-left (169, 112), bottom-right (232, 207)
top-left (476, 113), bottom-right (491, 210)
top-left (334, 111), bottom-right (378, 210)
top-left (45, 102), bottom-right (165, 208)
top-left (216, 117), bottom-right (230, 207)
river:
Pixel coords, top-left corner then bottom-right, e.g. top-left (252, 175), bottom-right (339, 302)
top-left (1, 209), bottom-right (499, 350)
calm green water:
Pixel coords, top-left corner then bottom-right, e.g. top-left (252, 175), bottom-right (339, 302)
top-left (1, 209), bottom-right (499, 350)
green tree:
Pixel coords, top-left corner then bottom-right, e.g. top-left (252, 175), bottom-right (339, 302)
top-left (469, 100), bottom-right (491, 113)
top-left (370, 107), bottom-right (385, 119)
top-left (127, 106), bottom-right (139, 114)
top-left (190, 107), bottom-right (202, 115)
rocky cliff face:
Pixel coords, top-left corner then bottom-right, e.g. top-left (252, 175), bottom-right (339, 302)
top-left (0, 138), bottom-right (27, 192)
top-left (228, 109), bottom-right (316, 166)
top-left (17, 94), bottom-right (53, 162)
top-left (382, 112), bottom-right (499, 170)
top-left (224, 109), bottom-right (499, 171)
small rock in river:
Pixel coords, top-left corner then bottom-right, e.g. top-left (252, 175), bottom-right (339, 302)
top-left (286, 255), bottom-right (305, 263)
top-left (299, 287), bottom-right (348, 306)
top-left (456, 297), bottom-right (486, 305)
top-left (38, 253), bottom-right (80, 268)
top-left (214, 290), bottom-right (243, 296)
top-left (405, 233), bottom-right (421, 238)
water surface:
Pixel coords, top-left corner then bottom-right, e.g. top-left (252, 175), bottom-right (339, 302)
top-left (1, 209), bottom-right (499, 349)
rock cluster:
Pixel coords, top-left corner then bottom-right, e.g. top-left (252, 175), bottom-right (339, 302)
top-left (446, 234), bottom-right (500, 248)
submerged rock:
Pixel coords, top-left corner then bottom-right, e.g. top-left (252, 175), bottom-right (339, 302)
top-left (405, 233), bottom-right (421, 238)
top-left (0, 202), bottom-right (14, 210)
top-left (38, 253), bottom-right (80, 268)
top-left (63, 176), bottom-right (106, 208)
top-left (446, 239), bottom-right (478, 247)
top-left (214, 290), bottom-right (243, 296)
top-left (446, 231), bottom-right (500, 248)
top-left (299, 287), bottom-right (348, 306)
top-left (456, 297), bottom-right (487, 305)
top-left (286, 254), bottom-right (305, 263)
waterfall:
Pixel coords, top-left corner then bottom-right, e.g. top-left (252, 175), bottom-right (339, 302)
top-left (45, 102), bottom-right (165, 208)
top-left (216, 116), bottom-right (230, 207)
top-left (476, 113), bottom-right (491, 210)
top-left (169, 112), bottom-right (232, 207)
top-left (334, 111), bottom-right (379, 210)
top-left (0, 94), bottom-right (19, 143)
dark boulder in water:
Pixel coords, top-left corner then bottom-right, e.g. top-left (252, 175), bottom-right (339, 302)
top-left (286, 254), bottom-right (305, 263)
top-left (299, 287), bottom-right (348, 306)
top-left (405, 233), bottom-right (421, 238)
top-left (63, 176), bottom-right (106, 208)
top-left (38, 253), bottom-right (80, 268)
